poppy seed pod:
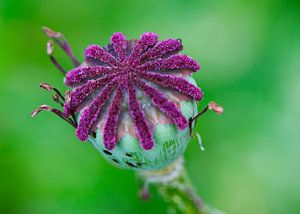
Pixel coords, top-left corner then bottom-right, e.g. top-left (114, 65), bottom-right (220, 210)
top-left (65, 33), bottom-right (202, 170)
top-left (33, 29), bottom-right (205, 170)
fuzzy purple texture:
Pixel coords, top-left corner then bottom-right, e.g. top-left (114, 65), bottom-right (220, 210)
top-left (65, 66), bottom-right (113, 87)
top-left (139, 39), bottom-right (182, 61)
top-left (103, 87), bottom-right (124, 150)
top-left (136, 79), bottom-right (188, 130)
top-left (141, 72), bottom-right (203, 101)
top-left (127, 81), bottom-right (154, 150)
top-left (111, 32), bottom-right (127, 63)
top-left (139, 54), bottom-right (200, 72)
top-left (76, 78), bottom-right (118, 141)
top-left (85, 45), bottom-right (119, 66)
top-left (128, 32), bottom-right (158, 65)
top-left (64, 76), bottom-right (113, 116)
top-left (65, 32), bottom-right (203, 149)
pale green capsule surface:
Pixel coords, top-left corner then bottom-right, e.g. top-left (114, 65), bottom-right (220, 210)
top-left (88, 76), bottom-right (199, 170)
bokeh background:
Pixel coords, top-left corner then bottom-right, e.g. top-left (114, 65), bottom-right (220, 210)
top-left (0, 0), bottom-right (299, 213)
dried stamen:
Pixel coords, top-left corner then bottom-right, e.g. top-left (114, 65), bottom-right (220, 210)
top-left (64, 90), bottom-right (78, 126)
top-left (40, 82), bottom-right (65, 101)
top-left (43, 27), bottom-right (80, 67)
top-left (31, 105), bottom-right (76, 128)
top-left (52, 94), bottom-right (63, 106)
top-left (208, 102), bottom-right (224, 115)
top-left (189, 102), bottom-right (224, 136)
top-left (46, 41), bottom-right (66, 75)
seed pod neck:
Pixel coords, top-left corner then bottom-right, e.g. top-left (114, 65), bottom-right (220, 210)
top-left (137, 157), bottom-right (226, 214)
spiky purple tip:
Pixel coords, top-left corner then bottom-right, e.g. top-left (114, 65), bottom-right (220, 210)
top-left (64, 32), bottom-right (202, 150)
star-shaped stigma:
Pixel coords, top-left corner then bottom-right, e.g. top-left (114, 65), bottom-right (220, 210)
top-left (63, 32), bottom-right (203, 150)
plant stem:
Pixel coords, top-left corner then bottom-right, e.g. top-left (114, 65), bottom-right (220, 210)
top-left (137, 157), bottom-right (226, 214)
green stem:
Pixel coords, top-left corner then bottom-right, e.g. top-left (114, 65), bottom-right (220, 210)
top-left (137, 157), bottom-right (226, 214)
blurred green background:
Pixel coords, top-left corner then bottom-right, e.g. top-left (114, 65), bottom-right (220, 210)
top-left (0, 0), bottom-right (299, 213)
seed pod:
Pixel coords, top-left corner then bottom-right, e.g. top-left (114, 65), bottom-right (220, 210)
top-left (35, 31), bottom-right (204, 170)
top-left (63, 33), bottom-right (202, 170)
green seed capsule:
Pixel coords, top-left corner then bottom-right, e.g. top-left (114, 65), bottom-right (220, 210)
top-left (88, 76), bottom-right (198, 170)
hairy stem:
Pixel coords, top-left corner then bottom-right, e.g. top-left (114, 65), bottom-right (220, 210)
top-left (137, 157), bottom-right (226, 214)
